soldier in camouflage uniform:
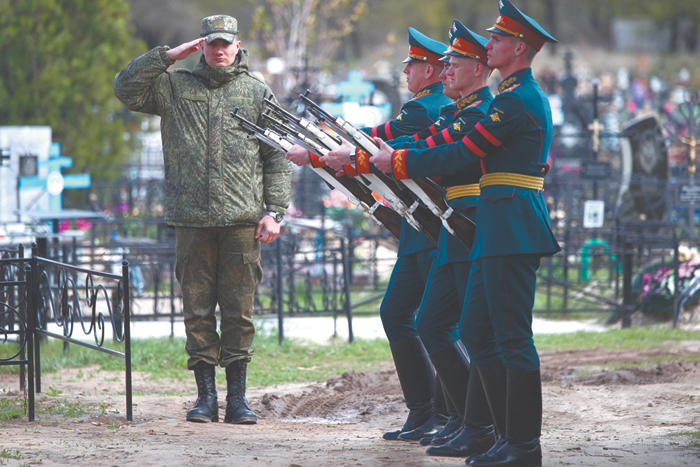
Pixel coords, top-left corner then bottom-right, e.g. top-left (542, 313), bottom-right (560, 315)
top-left (113, 15), bottom-right (292, 425)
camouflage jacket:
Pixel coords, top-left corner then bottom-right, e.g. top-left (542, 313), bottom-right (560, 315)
top-left (113, 46), bottom-right (291, 227)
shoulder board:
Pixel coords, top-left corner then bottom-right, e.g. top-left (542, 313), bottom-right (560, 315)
top-left (174, 68), bottom-right (192, 74)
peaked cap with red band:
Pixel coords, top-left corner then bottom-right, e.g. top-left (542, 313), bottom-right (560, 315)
top-left (486, 0), bottom-right (557, 51)
top-left (444, 19), bottom-right (489, 65)
top-left (403, 27), bottom-right (448, 67)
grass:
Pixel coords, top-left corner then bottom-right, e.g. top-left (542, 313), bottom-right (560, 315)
top-left (0, 397), bottom-right (25, 421)
top-left (534, 325), bottom-right (700, 351)
top-left (0, 325), bottom-right (393, 388)
top-left (1, 324), bottom-right (698, 389)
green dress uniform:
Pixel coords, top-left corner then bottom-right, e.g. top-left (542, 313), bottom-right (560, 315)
top-left (392, 66), bottom-right (560, 366)
top-left (395, 20), bottom-right (504, 456)
top-left (354, 27), bottom-right (453, 441)
top-left (390, 2), bottom-right (559, 465)
top-left (406, 85), bottom-right (494, 354)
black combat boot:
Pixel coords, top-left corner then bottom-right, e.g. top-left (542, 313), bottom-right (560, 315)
top-left (427, 359), bottom-right (497, 457)
top-left (186, 361), bottom-right (219, 422)
top-left (399, 376), bottom-right (448, 441)
top-left (383, 336), bottom-right (435, 440)
top-left (467, 367), bottom-right (541, 467)
top-left (224, 359), bottom-right (258, 424)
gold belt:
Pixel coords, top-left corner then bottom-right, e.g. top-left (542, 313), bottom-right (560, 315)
top-left (479, 172), bottom-right (544, 191)
top-left (446, 184), bottom-right (481, 201)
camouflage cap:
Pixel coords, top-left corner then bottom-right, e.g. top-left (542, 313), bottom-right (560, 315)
top-left (200, 15), bottom-right (238, 44)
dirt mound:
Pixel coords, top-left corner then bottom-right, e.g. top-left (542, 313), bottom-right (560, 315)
top-left (558, 360), bottom-right (699, 386)
top-left (256, 370), bottom-right (403, 423)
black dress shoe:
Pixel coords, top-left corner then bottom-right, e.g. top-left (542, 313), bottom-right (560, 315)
top-left (426, 414), bottom-right (463, 445)
top-left (466, 437), bottom-right (541, 467)
top-left (426, 424), bottom-right (496, 457)
top-left (398, 413), bottom-right (447, 441)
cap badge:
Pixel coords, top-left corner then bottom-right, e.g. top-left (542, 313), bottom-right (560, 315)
top-left (212, 18), bottom-right (225, 29)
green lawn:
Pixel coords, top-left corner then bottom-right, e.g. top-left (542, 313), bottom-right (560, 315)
top-left (1, 324), bottom-right (698, 388)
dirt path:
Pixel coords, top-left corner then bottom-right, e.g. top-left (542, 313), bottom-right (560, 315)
top-left (1, 345), bottom-right (699, 466)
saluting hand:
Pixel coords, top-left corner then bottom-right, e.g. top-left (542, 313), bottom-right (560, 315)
top-left (166, 38), bottom-right (207, 61)
top-left (369, 137), bottom-right (393, 173)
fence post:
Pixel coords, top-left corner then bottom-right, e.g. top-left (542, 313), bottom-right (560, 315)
top-left (614, 218), bottom-right (621, 301)
top-left (18, 244), bottom-right (26, 392)
top-left (170, 260), bottom-right (175, 338)
top-left (31, 243), bottom-right (42, 394)
top-left (25, 263), bottom-right (35, 422)
top-left (673, 231), bottom-right (681, 328)
top-left (122, 260), bottom-right (133, 422)
top-left (276, 238), bottom-right (284, 345)
top-left (340, 238), bottom-right (354, 343)
top-left (562, 227), bottom-right (569, 310)
top-left (622, 239), bottom-right (633, 328)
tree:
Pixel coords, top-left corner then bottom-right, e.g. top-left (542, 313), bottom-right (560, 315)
top-left (250, 0), bottom-right (368, 73)
top-left (0, 0), bottom-right (146, 178)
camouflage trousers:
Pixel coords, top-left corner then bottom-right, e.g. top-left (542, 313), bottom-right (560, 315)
top-left (175, 225), bottom-right (263, 370)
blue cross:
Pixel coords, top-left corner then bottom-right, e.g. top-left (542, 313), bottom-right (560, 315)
top-left (19, 142), bottom-right (91, 211)
top-left (336, 71), bottom-right (375, 103)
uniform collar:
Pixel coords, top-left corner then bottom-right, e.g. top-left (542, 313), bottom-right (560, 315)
top-left (412, 81), bottom-right (443, 100)
top-left (192, 48), bottom-right (249, 89)
top-left (498, 67), bottom-right (532, 93)
top-left (456, 86), bottom-right (492, 109)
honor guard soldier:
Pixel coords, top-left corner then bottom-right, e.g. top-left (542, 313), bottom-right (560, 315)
top-left (370, 21), bottom-right (500, 455)
top-left (285, 27), bottom-right (452, 441)
top-left (371, 1), bottom-right (560, 465)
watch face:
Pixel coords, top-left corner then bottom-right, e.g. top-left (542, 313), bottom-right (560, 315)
top-left (275, 213), bottom-right (283, 222)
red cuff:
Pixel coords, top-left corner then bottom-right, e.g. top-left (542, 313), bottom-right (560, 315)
top-left (343, 164), bottom-right (359, 177)
top-left (309, 152), bottom-right (326, 168)
top-left (356, 149), bottom-right (372, 174)
top-left (392, 149), bottom-right (409, 180)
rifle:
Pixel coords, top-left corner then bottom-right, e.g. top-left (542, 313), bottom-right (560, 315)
top-left (299, 92), bottom-right (475, 250)
top-left (268, 98), bottom-right (440, 243)
top-left (230, 108), bottom-right (402, 240)
top-left (261, 111), bottom-right (440, 244)
top-left (264, 97), bottom-right (342, 152)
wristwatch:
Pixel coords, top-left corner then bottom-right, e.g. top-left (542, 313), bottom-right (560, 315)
top-left (267, 211), bottom-right (283, 223)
